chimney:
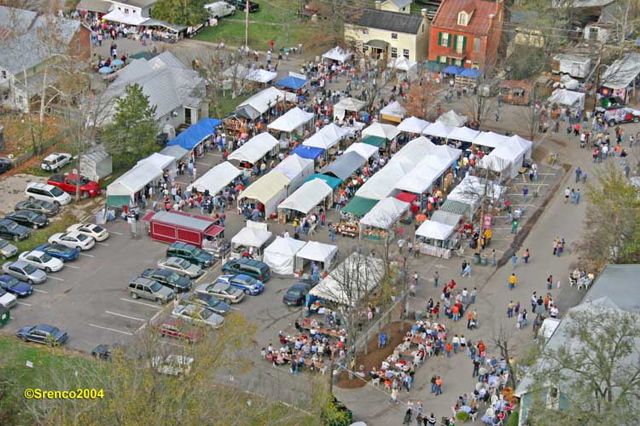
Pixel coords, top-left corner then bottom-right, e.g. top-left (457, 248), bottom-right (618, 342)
top-left (375, 0), bottom-right (382, 9)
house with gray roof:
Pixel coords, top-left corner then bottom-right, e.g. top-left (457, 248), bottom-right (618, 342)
top-left (101, 51), bottom-right (207, 131)
top-left (344, 1), bottom-right (429, 62)
top-left (0, 6), bottom-right (90, 112)
top-left (515, 264), bottom-right (640, 425)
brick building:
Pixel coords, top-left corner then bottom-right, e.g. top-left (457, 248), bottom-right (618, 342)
top-left (427, 0), bottom-right (504, 71)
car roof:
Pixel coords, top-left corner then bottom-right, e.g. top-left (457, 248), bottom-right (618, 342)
top-left (171, 241), bottom-right (196, 249)
top-left (36, 324), bottom-right (58, 333)
top-left (27, 182), bottom-right (56, 190)
top-left (132, 277), bottom-right (157, 285)
top-left (26, 250), bottom-right (45, 256)
top-left (10, 260), bottom-right (29, 268)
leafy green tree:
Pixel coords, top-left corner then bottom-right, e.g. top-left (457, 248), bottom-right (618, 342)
top-left (102, 84), bottom-right (158, 169)
top-left (151, 0), bottom-right (208, 26)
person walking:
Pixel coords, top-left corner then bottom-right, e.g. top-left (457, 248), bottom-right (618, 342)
top-left (523, 248), bottom-right (530, 264)
top-left (433, 271), bottom-right (440, 288)
top-left (507, 301), bottom-right (515, 318)
top-left (511, 253), bottom-right (518, 268)
top-left (546, 275), bottom-right (553, 291)
top-left (508, 273), bottom-right (518, 290)
top-left (434, 376), bottom-right (443, 395)
top-left (462, 262), bottom-right (471, 277)
top-left (390, 387), bottom-right (399, 404)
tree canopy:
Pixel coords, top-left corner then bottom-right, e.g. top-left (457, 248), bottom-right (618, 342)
top-left (151, 0), bottom-right (209, 26)
top-left (102, 84), bottom-right (158, 169)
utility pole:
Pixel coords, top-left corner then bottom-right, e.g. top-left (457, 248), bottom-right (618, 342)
top-left (245, 0), bottom-right (249, 49)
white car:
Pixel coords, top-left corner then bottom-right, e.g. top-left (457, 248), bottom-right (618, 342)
top-left (41, 152), bottom-right (72, 172)
top-left (18, 250), bottom-right (64, 273)
top-left (171, 303), bottom-right (224, 329)
top-left (66, 223), bottom-right (109, 242)
top-left (0, 288), bottom-right (17, 308)
top-left (157, 257), bottom-right (204, 278)
top-left (151, 354), bottom-right (194, 376)
top-left (48, 232), bottom-right (95, 251)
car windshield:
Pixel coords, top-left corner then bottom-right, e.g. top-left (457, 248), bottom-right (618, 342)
top-left (150, 282), bottom-right (163, 292)
top-left (4, 276), bottom-right (18, 286)
top-left (23, 264), bottom-right (37, 274)
top-left (76, 234), bottom-right (88, 241)
top-left (42, 159), bottom-right (55, 165)
top-left (288, 288), bottom-right (303, 296)
top-left (177, 259), bottom-right (189, 268)
top-left (200, 309), bottom-right (213, 320)
top-left (93, 225), bottom-right (104, 232)
top-left (167, 272), bottom-right (180, 283)
top-left (215, 283), bottom-right (231, 293)
top-left (50, 187), bottom-right (64, 196)
top-left (40, 253), bottom-right (52, 262)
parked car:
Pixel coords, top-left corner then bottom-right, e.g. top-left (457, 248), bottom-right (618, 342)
top-left (596, 106), bottom-right (640, 125)
top-left (157, 257), bottom-right (204, 278)
top-left (167, 242), bottom-right (214, 268)
top-left (189, 291), bottom-right (231, 315)
top-left (40, 152), bottom-right (72, 172)
top-left (204, 1), bottom-right (236, 18)
top-left (221, 258), bottom-right (271, 281)
top-left (0, 219), bottom-right (31, 242)
top-left (227, 0), bottom-right (259, 12)
top-left (25, 182), bottom-right (72, 206)
top-left (48, 231), bottom-right (95, 250)
top-left (283, 280), bottom-right (313, 306)
top-left (141, 268), bottom-right (192, 293)
top-left (4, 210), bottom-right (48, 229)
top-left (35, 243), bottom-right (80, 262)
top-left (0, 157), bottom-right (12, 174)
top-left (158, 319), bottom-right (203, 343)
top-left (0, 238), bottom-right (18, 259)
top-left (195, 281), bottom-right (245, 304)
top-left (18, 250), bottom-right (64, 273)
top-left (66, 223), bottom-right (109, 242)
top-left (128, 277), bottom-right (175, 304)
top-left (171, 303), bottom-right (225, 329)
top-left (0, 288), bottom-right (17, 308)
top-left (151, 354), bottom-right (193, 376)
top-left (2, 260), bottom-right (47, 284)
top-left (0, 274), bottom-right (33, 297)
top-left (47, 173), bottom-right (102, 198)
top-left (15, 199), bottom-right (59, 217)
top-left (16, 324), bottom-right (68, 346)
top-left (215, 273), bottom-right (264, 295)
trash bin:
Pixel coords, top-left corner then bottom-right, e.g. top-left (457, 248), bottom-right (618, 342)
top-left (481, 256), bottom-right (488, 266)
top-left (0, 306), bottom-right (10, 327)
top-left (472, 253), bottom-right (481, 264)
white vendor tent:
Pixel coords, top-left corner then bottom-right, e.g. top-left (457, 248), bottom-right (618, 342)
top-left (547, 89), bottom-right (585, 109)
top-left (309, 253), bottom-right (384, 306)
top-left (103, 9), bottom-right (149, 26)
top-left (107, 162), bottom-right (162, 198)
top-left (303, 123), bottom-right (349, 150)
top-left (231, 222), bottom-right (272, 248)
top-left (601, 52), bottom-right (640, 90)
top-left (267, 107), bottom-right (314, 133)
top-left (238, 171), bottom-right (290, 216)
top-left (387, 57), bottom-right (417, 72)
top-left (360, 197), bottom-right (409, 230)
top-left (228, 132), bottom-right (279, 164)
top-left (437, 110), bottom-right (467, 127)
top-left (398, 116), bottom-right (430, 134)
top-left (187, 161), bottom-right (241, 194)
top-left (356, 161), bottom-right (408, 200)
top-left (390, 136), bottom-right (437, 167)
top-left (416, 220), bottom-right (456, 241)
top-left (447, 126), bottom-right (481, 143)
top-left (422, 121), bottom-right (454, 139)
top-left (345, 142), bottom-right (379, 160)
top-left (137, 152), bottom-right (176, 175)
top-left (159, 145), bottom-right (189, 162)
top-left (322, 46), bottom-right (352, 63)
top-left (362, 122), bottom-right (400, 140)
top-left (395, 154), bottom-right (458, 194)
top-left (379, 101), bottom-right (407, 123)
top-left (472, 131), bottom-right (510, 149)
top-left (333, 97), bottom-right (366, 120)
top-left (447, 175), bottom-right (504, 211)
top-left (263, 237), bottom-right (306, 275)
top-left (237, 87), bottom-right (297, 120)
top-left (478, 135), bottom-right (533, 179)
top-left (245, 69), bottom-right (277, 84)
top-left (272, 154), bottom-right (314, 192)
top-left (296, 241), bottom-right (338, 271)
top-left (278, 179), bottom-right (333, 214)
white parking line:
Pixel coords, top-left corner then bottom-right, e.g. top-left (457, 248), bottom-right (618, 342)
top-left (97, 242), bottom-right (109, 247)
top-left (47, 276), bottom-right (65, 282)
top-left (137, 323), bottom-right (147, 333)
top-left (150, 310), bottom-right (164, 323)
top-left (33, 288), bottom-right (48, 294)
top-left (120, 298), bottom-right (162, 309)
top-left (88, 323), bottom-right (133, 336)
top-left (105, 310), bottom-right (146, 322)
top-left (111, 231), bottom-right (124, 236)
top-left (80, 253), bottom-right (95, 258)
top-left (65, 265), bottom-right (81, 269)
top-left (17, 301), bottom-right (32, 307)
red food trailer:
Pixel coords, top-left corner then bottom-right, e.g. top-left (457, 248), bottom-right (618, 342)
top-left (142, 211), bottom-right (224, 247)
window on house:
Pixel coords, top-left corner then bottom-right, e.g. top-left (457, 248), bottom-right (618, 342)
top-left (403, 49), bottom-right (410, 59)
top-left (391, 33), bottom-right (398, 40)
top-left (457, 11), bottom-right (468, 26)
top-left (438, 56), bottom-right (447, 64)
top-left (391, 47), bottom-right (398, 58)
top-left (454, 59), bottom-right (462, 66)
top-left (455, 35), bottom-right (465, 53)
top-left (439, 32), bottom-right (449, 47)
top-left (474, 37), bottom-right (481, 53)
top-left (124, 8), bottom-right (129, 13)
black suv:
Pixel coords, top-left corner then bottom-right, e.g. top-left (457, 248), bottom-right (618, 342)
top-left (141, 268), bottom-right (192, 293)
top-left (0, 219), bottom-right (31, 241)
top-left (167, 242), bottom-right (214, 268)
top-left (4, 210), bottom-right (48, 229)
top-left (228, 0), bottom-right (259, 12)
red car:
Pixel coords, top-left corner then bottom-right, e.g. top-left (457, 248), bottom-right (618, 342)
top-left (47, 174), bottom-right (101, 198)
top-left (157, 319), bottom-right (202, 343)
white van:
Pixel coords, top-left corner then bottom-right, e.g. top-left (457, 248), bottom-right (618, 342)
top-left (25, 183), bottom-right (72, 206)
top-left (204, 1), bottom-right (236, 19)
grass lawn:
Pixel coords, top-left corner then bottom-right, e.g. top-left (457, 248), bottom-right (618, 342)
top-left (195, 0), bottom-right (311, 49)
top-left (212, 91), bottom-right (251, 117)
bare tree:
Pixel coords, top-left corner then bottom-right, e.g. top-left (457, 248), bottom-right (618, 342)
top-left (491, 321), bottom-right (519, 390)
top-left (463, 82), bottom-right (496, 128)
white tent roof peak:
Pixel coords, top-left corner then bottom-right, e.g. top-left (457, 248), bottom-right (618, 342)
top-left (416, 220), bottom-right (455, 240)
top-left (360, 197), bottom-right (409, 230)
top-left (437, 110), bottom-right (467, 127)
top-left (422, 121), bottom-right (455, 138)
top-left (227, 132), bottom-right (279, 164)
top-left (447, 126), bottom-right (481, 143)
top-left (398, 116), bottom-right (430, 134)
top-left (278, 179), bottom-right (333, 214)
top-left (387, 57), bottom-right (417, 72)
top-left (362, 122), bottom-right (400, 140)
top-left (187, 161), bottom-right (241, 194)
top-left (303, 123), bottom-right (349, 149)
top-left (380, 101), bottom-right (407, 119)
top-left (296, 241), bottom-right (338, 265)
top-left (231, 226), bottom-right (272, 248)
top-left (267, 107), bottom-right (314, 133)
top-left (472, 131), bottom-right (510, 148)
top-left (322, 46), bottom-right (352, 63)
top-left (345, 142), bottom-right (379, 160)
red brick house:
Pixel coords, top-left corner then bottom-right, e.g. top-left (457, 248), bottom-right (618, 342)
top-left (428, 0), bottom-right (504, 71)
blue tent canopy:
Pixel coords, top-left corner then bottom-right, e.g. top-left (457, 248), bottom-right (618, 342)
top-left (443, 65), bottom-right (463, 75)
top-left (167, 118), bottom-right (222, 150)
top-left (460, 68), bottom-right (481, 78)
top-left (291, 145), bottom-right (325, 160)
top-left (275, 76), bottom-right (307, 90)
top-left (304, 173), bottom-right (342, 189)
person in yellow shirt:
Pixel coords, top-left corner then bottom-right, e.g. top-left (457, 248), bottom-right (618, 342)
top-left (483, 228), bottom-right (492, 247)
top-left (508, 273), bottom-right (518, 290)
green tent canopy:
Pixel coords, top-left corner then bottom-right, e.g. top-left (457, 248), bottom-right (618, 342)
top-left (362, 135), bottom-right (386, 148)
top-left (304, 173), bottom-right (342, 189)
top-left (106, 195), bottom-right (131, 208)
top-left (342, 196), bottom-right (378, 217)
